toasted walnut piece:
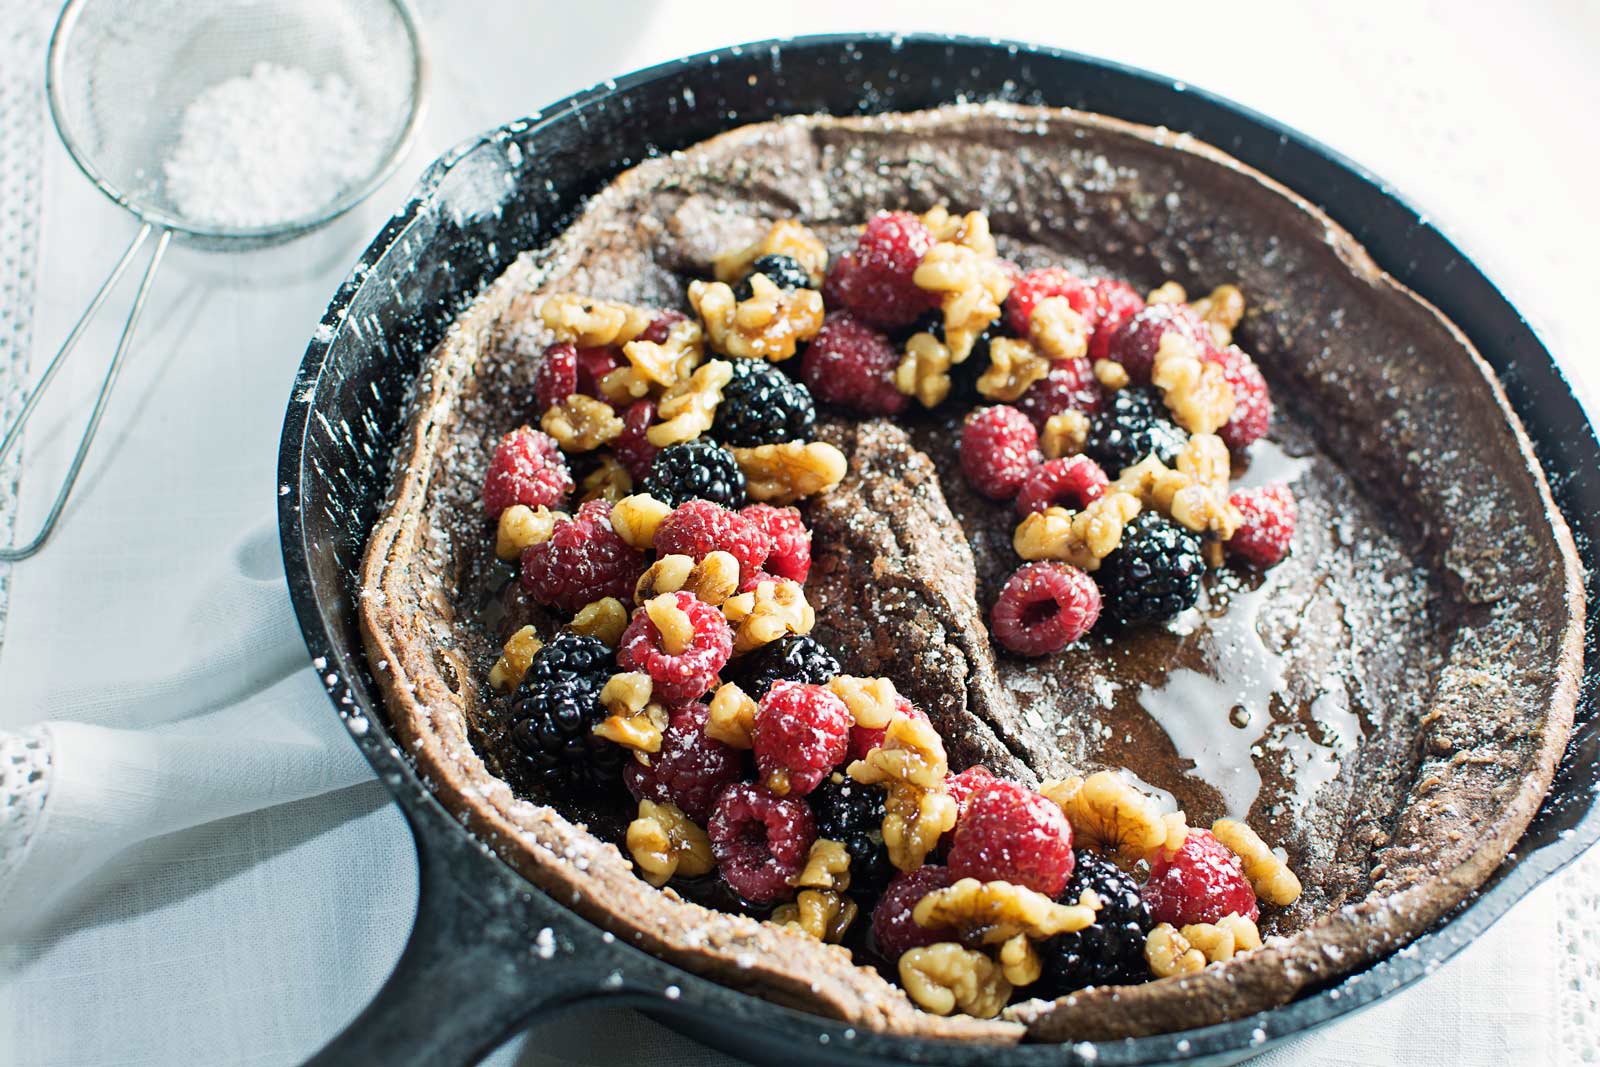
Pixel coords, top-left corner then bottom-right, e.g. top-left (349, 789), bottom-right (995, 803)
top-left (1152, 332), bottom-right (1235, 436)
top-left (772, 889), bottom-right (858, 943)
top-left (594, 672), bottom-right (668, 752)
top-left (540, 293), bottom-right (654, 346)
top-left (914, 878), bottom-right (1098, 944)
top-left (721, 578), bottom-right (815, 654)
top-left (827, 676), bottom-right (899, 730)
top-left (792, 838), bottom-right (853, 891)
top-left (1041, 772), bottom-right (1170, 864)
top-left (1176, 433), bottom-right (1232, 490)
top-left (570, 597), bottom-right (628, 647)
top-left (1213, 819), bottom-right (1302, 906)
top-left (1041, 411), bottom-right (1091, 460)
top-left (1092, 358), bottom-right (1130, 390)
top-left (921, 205), bottom-right (998, 256)
top-left (1192, 284), bottom-right (1246, 347)
top-left (978, 337), bottom-right (1051, 402)
top-left (713, 219), bottom-right (829, 286)
top-left (899, 943), bottom-right (1012, 1019)
top-left (1179, 913), bottom-right (1263, 965)
top-left (731, 442), bottom-right (847, 505)
top-left (495, 504), bottom-right (566, 561)
top-left (848, 710), bottom-right (950, 790)
top-left (881, 780), bottom-right (959, 872)
top-left (1146, 281), bottom-right (1187, 306)
top-left (998, 934), bottom-right (1042, 987)
top-left (894, 332), bottom-right (954, 408)
top-left (611, 493), bottom-right (671, 549)
top-left (706, 682), bottom-right (757, 748)
top-left (581, 457), bottom-right (633, 503)
top-left (1110, 440), bottom-right (1241, 538)
top-left (597, 366), bottom-right (651, 405)
top-left (636, 554), bottom-right (695, 601)
top-left (1216, 912), bottom-right (1264, 952)
top-left (689, 276), bottom-right (824, 362)
top-left (1203, 540), bottom-right (1227, 569)
top-left (615, 316), bottom-right (705, 394)
top-left (1146, 923), bottom-right (1207, 978)
top-left (542, 395), bottom-right (624, 452)
top-left (1013, 491), bottom-right (1142, 570)
top-left (644, 594), bottom-right (696, 656)
top-left (648, 359), bottom-right (733, 447)
top-left (1162, 810), bottom-right (1190, 851)
top-left (913, 243), bottom-right (1013, 361)
top-left (487, 625), bottom-right (544, 694)
top-left (1029, 297), bottom-right (1090, 361)
top-left (627, 799), bottom-right (714, 887)
top-left (683, 551), bottom-right (740, 607)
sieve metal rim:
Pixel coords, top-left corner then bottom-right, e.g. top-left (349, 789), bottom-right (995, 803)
top-left (43, 0), bottom-right (432, 243)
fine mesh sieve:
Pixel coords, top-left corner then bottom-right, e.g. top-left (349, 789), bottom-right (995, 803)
top-left (0, 0), bottom-right (427, 561)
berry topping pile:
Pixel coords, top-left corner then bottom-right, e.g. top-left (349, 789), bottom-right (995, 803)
top-left (475, 209), bottom-right (1303, 1021)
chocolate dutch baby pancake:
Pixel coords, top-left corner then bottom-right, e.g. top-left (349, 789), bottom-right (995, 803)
top-left (358, 103), bottom-right (1583, 1041)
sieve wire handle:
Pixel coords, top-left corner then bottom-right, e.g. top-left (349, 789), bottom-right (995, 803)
top-left (0, 222), bottom-right (171, 562)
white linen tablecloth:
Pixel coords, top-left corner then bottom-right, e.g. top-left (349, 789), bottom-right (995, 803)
top-left (1, 0), bottom-right (1596, 1063)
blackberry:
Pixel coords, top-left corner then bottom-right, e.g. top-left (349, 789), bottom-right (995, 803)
top-left (711, 359), bottom-right (817, 447)
top-left (1037, 850), bottom-right (1153, 994)
top-left (643, 439), bottom-right (747, 509)
top-left (908, 310), bottom-right (1000, 404)
top-left (1095, 511), bottom-right (1205, 627)
top-left (733, 254), bottom-right (815, 300)
top-left (810, 774), bottom-right (895, 894)
top-left (509, 674), bottom-right (622, 794)
top-left (522, 631), bottom-right (612, 690)
top-left (731, 633), bottom-right (840, 699)
top-left (1083, 387), bottom-right (1188, 475)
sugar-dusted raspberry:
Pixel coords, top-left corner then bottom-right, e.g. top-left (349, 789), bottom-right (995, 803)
top-left (1005, 267), bottom-right (1094, 335)
top-left (946, 777), bottom-right (1075, 896)
top-left (739, 569), bottom-right (782, 594)
top-left (1142, 828), bottom-right (1259, 926)
top-left (1228, 483), bottom-right (1297, 568)
top-left (616, 591), bottom-right (733, 703)
top-left (800, 312), bottom-right (909, 416)
top-left (708, 782), bottom-right (816, 903)
top-left (752, 680), bottom-right (851, 797)
top-left (741, 504), bottom-right (811, 584)
top-left (1216, 344), bottom-right (1272, 451)
top-left (847, 695), bottom-right (926, 763)
top-left (624, 701), bottom-right (745, 821)
top-left (640, 309), bottom-right (687, 345)
top-left (612, 399), bottom-right (659, 482)
top-left (991, 562), bottom-right (1102, 657)
top-left (519, 499), bottom-right (644, 611)
top-left (1015, 357), bottom-right (1103, 428)
top-left (483, 427), bottom-right (573, 518)
top-left (822, 211), bottom-right (938, 329)
top-left (946, 765), bottom-right (1001, 811)
top-left (533, 342), bottom-right (578, 411)
top-left (653, 499), bottom-right (772, 577)
top-left (1086, 278), bottom-right (1146, 362)
top-left (871, 865), bottom-right (958, 960)
top-left (1106, 303), bottom-right (1218, 384)
top-left (960, 405), bottom-right (1042, 501)
top-left (1015, 455), bottom-right (1109, 517)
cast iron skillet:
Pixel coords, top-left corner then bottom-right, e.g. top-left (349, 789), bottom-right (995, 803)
top-left (277, 34), bottom-right (1600, 1067)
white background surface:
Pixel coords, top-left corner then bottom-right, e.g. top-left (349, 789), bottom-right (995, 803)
top-left (1, 0), bottom-right (1597, 1064)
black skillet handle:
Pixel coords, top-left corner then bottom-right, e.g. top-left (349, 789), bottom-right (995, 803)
top-left (301, 791), bottom-right (671, 1067)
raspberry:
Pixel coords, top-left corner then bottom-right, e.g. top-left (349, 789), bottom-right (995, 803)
top-left (643, 439), bottom-right (747, 509)
top-left (1014, 455), bottom-right (1109, 517)
top-left (847, 695), bottom-right (926, 762)
top-left (946, 778), bottom-right (1075, 896)
top-left (1095, 511), bottom-right (1205, 628)
top-left (733, 254), bottom-right (815, 300)
top-left (624, 701), bottom-right (745, 820)
top-left (711, 359), bottom-right (816, 447)
top-left (810, 774), bottom-right (894, 894)
top-left (653, 499), bottom-right (772, 577)
top-left (482, 427), bottom-right (573, 518)
top-left (960, 406), bottom-right (1042, 501)
top-left (707, 782), bottom-right (816, 903)
top-left (733, 634), bottom-right (841, 700)
top-left (945, 764), bottom-right (1001, 811)
top-left (871, 865), bottom-right (958, 960)
top-left (574, 346), bottom-right (621, 397)
top-left (509, 674), bottom-right (621, 794)
top-left (1085, 278), bottom-right (1146, 362)
top-left (519, 500), bottom-right (645, 612)
top-left (640, 310), bottom-right (687, 345)
top-left (1083, 386), bottom-right (1188, 475)
top-left (739, 569), bottom-right (782, 593)
top-left (752, 680), bottom-right (851, 796)
top-left (612, 399), bottom-right (659, 482)
top-left (821, 211), bottom-right (938, 329)
top-left (1005, 267), bottom-right (1094, 335)
top-left (1105, 303), bottom-right (1217, 384)
top-left (1141, 828), bottom-right (1260, 926)
top-left (740, 504), bottom-right (811, 583)
top-left (991, 562), bottom-right (1102, 656)
top-left (800, 312), bottom-right (909, 416)
top-left (1216, 344), bottom-right (1272, 451)
top-left (616, 591), bottom-right (733, 703)
top-left (1227, 483), bottom-right (1297, 568)
top-left (533, 343), bottom-right (578, 411)
top-left (1038, 850), bottom-right (1152, 993)
top-left (1015, 357), bottom-right (1103, 428)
